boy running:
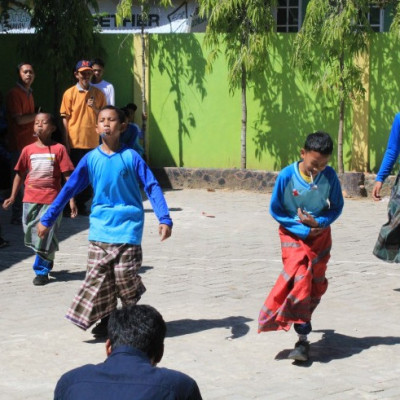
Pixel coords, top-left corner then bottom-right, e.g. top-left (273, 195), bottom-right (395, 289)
top-left (37, 106), bottom-right (172, 337)
top-left (258, 132), bottom-right (344, 362)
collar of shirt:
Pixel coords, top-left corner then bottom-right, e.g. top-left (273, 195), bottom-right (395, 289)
top-left (107, 345), bottom-right (152, 363)
top-left (76, 82), bottom-right (91, 92)
top-left (16, 82), bottom-right (33, 96)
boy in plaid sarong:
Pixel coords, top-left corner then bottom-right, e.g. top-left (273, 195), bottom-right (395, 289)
top-left (37, 106), bottom-right (172, 337)
top-left (258, 132), bottom-right (344, 362)
top-left (3, 113), bottom-right (76, 285)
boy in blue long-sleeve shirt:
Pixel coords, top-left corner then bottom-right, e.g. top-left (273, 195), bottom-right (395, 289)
top-left (37, 106), bottom-right (172, 337)
top-left (258, 132), bottom-right (344, 362)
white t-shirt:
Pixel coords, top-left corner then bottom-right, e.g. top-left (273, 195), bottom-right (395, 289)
top-left (91, 80), bottom-right (115, 105)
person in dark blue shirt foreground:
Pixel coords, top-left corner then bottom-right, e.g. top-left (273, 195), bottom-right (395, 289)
top-left (54, 304), bottom-right (203, 400)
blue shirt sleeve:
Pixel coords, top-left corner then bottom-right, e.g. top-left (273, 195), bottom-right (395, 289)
top-left (40, 155), bottom-right (90, 227)
top-left (134, 154), bottom-right (173, 227)
top-left (376, 113), bottom-right (400, 182)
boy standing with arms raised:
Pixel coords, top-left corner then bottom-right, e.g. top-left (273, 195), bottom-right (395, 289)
top-left (258, 132), bottom-right (344, 362)
top-left (37, 106), bottom-right (172, 337)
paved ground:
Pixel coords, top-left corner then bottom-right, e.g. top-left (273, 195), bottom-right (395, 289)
top-left (0, 189), bottom-right (399, 400)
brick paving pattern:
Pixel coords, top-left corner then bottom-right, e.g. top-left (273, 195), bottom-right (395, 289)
top-left (0, 189), bottom-right (399, 399)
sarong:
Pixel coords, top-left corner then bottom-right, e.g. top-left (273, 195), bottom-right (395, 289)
top-left (373, 174), bottom-right (400, 262)
top-left (23, 202), bottom-right (62, 261)
top-left (66, 241), bottom-right (146, 330)
top-left (258, 225), bottom-right (331, 333)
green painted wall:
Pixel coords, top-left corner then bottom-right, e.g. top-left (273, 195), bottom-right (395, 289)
top-left (0, 34), bottom-right (134, 114)
top-left (369, 33), bottom-right (400, 174)
top-left (148, 33), bottom-right (352, 171)
top-left (2, 32), bottom-right (394, 173)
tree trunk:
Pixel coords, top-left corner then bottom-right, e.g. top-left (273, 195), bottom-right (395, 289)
top-left (241, 64), bottom-right (247, 169)
top-left (338, 97), bottom-right (345, 174)
top-left (338, 52), bottom-right (345, 174)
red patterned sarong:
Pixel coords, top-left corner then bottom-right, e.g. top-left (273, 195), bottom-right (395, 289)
top-left (258, 226), bottom-right (332, 333)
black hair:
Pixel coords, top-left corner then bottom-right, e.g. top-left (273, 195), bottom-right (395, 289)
top-left (91, 58), bottom-right (105, 68)
top-left (97, 105), bottom-right (126, 124)
top-left (304, 131), bottom-right (333, 155)
top-left (126, 103), bottom-right (137, 112)
top-left (17, 62), bottom-right (34, 73)
top-left (108, 304), bottom-right (166, 361)
top-left (120, 106), bottom-right (130, 118)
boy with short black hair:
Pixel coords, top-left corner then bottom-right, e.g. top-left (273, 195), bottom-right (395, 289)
top-left (37, 106), bottom-right (172, 335)
top-left (258, 131), bottom-right (344, 362)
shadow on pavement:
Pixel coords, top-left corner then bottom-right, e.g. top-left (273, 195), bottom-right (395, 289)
top-left (50, 269), bottom-right (86, 282)
top-left (166, 316), bottom-right (253, 339)
top-left (275, 329), bottom-right (400, 366)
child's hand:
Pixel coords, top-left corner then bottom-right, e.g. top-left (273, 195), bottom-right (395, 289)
top-left (159, 224), bottom-right (172, 241)
top-left (308, 227), bottom-right (325, 238)
top-left (70, 199), bottom-right (78, 218)
top-left (297, 208), bottom-right (318, 228)
top-left (2, 197), bottom-right (15, 210)
top-left (37, 222), bottom-right (50, 239)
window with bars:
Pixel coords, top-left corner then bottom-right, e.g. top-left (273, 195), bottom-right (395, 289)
top-left (367, 5), bottom-right (384, 32)
top-left (276, 0), bottom-right (301, 32)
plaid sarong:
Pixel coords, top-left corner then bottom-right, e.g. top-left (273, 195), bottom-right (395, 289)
top-left (373, 174), bottom-right (400, 262)
top-left (258, 226), bottom-right (332, 333)
top-left (23, 202), bottom-right (62, 261)
top-left (66, 241), bottom-right (146, 330)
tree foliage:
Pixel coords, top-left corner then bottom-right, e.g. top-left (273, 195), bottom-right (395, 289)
top-left (199, 0), bottom-right (277, 169)
top-left (293, 0), bottom-right (373, 173)
top-left (199, 0), bottom-right (276, 93)
top-left (1, 0), bottom-right (103, 114)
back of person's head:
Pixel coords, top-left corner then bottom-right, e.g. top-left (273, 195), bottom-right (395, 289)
top-left (108, 304), bottom-right (167, 362)
top-left (126, 103), bottom-right (138, 112)
top-left (120, 106), bottom-right (130, 119)
top-left (91, 58), bottom-right (105, 68)
top-left (304, 131), bottom-right (333, 155)
top-left (98, 105), bottom-right (126, 124)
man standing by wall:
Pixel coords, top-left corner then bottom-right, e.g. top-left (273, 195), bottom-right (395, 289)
top-left (60, 60), bottom-right (106, 216)
top-left (90, 58), bottom-right (115, 106)
top-left (6, 62), bottom-right (38, 224)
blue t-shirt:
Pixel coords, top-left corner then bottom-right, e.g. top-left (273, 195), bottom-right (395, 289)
top-left (41, 145), bottom-right (172, 245)
top-left (269, 161), bottom-right (344, 240)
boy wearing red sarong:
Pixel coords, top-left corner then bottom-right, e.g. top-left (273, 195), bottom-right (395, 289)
top-left (258, 132), bottom-right (344, 361)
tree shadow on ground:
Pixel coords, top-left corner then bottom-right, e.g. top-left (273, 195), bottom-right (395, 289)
top-left (275, 329), bottom-right (400, 367)
top-left (166, 316), bottom-right (252, 339)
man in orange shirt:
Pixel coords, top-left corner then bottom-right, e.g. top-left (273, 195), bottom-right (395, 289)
top-left (60, 60), bottom-right (106, 215)
top-left (6, 62), bottom-right (38, 224)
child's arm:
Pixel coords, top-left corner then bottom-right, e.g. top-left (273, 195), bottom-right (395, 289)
top-left (2, 172), bottom-right (25, 209)
top-left (63, 171), bottom-right (78, 218)
top-left (37, 156), bottom-right (90, 238)
top-left (313, 168), bottom-right (344, 228)
top-left (134, 154), bottom-right (173, 240)
top-left (270, 169), bottom-right (312, 240)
